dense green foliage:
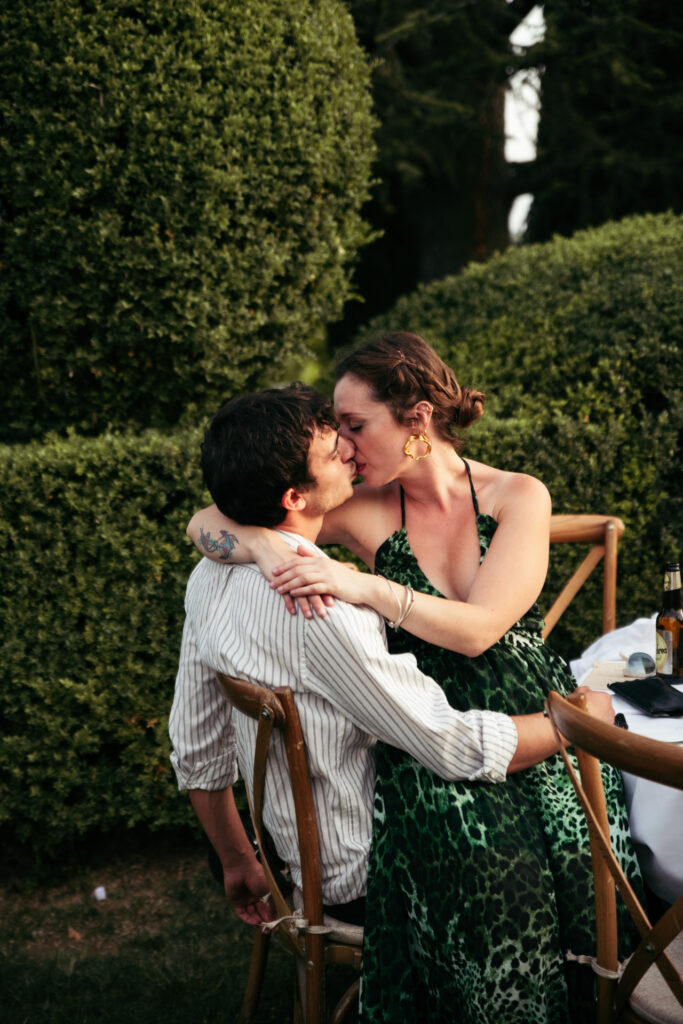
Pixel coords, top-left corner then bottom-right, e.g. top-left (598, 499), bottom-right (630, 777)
top-left (355, 212), bottom-right (682, 658)
top-left (0, 428), bottom-right (205, 865)
top-left (0, 0), bottom-right (376, 442)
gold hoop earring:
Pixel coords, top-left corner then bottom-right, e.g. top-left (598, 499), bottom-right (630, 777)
top-left (403, 433), bottom-right (432, 461)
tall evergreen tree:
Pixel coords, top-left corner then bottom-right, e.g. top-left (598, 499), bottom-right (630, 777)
top-left (525, 1), bottom-right (683, 242)
top-left (333, 0), bottom-right (538, 345)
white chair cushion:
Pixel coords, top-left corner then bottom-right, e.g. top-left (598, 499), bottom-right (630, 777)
top-left (629, 932), bottom-right (683, 1024)
top-left (323, 911), bottom-right (364, 946)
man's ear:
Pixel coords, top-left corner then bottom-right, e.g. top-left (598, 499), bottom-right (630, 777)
top-left (281, 486), bottom-right (307, 513)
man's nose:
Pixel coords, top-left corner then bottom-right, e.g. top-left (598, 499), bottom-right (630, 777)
top-left (339, 435), bottom-right (356, 462)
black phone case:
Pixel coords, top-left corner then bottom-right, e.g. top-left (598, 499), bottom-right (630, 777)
top-left (608, 677), bottom-right (683, 717)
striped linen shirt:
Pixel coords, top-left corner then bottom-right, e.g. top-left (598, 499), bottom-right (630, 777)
top-left (170, 532), bottom-right (518, 906)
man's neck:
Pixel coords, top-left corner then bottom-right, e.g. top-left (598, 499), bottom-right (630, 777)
top-left (275, 512), bottom-right (323, 544)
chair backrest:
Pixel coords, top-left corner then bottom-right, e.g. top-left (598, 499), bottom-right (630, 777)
top-left (543, 514), bottom-right (625, 639)
top-left (215, 671), bottom-right (361, 1023)
top-left (545, 690), bottom-right (683, 1023)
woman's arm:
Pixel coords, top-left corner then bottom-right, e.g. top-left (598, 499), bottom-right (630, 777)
top-left (186, 506), bottom-right (332, 618)
top-left (271, 473), bottom-right (553, 656)
top-left (188, 505), bottom-right (271, 563)
top-left (187, 482), bottom-right (392, 569)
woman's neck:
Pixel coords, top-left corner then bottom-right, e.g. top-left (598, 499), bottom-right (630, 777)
top-left (399, 442), bottom-right (468, 513)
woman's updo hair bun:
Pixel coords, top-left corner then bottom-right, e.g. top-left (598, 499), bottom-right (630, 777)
top-left (454, 385), bottom-right (485, 429)
top-left (335, 331), bottom-right (485, 451)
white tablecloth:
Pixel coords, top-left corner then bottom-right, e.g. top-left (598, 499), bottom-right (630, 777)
top-left (571, 616), bottom-right (683, 905)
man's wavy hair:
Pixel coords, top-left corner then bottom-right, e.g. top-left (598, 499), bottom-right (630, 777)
top-left (201, 383), bottom-right (338, 528)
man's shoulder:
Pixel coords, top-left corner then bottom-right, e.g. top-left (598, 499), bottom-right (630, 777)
top-left (186, 555), bottom-right (385, 640)
top-left (185, 558), bottom-right (296, 643)
top-left (189, 556), bottom-right (259, 579)
top-left (305, 593), bottom-right (387, 650)
top-left (187, 556), bottom-right (269, 598)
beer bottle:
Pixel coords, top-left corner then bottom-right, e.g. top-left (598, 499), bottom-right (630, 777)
top-left (655, 562), bottom-right (683, 679)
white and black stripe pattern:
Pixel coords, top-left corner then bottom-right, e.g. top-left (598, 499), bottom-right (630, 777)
top-left (170, 531), bottom-right (517, 904)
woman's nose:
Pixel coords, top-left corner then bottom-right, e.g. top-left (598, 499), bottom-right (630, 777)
top-left (339, 435), bottom-right (356, 461)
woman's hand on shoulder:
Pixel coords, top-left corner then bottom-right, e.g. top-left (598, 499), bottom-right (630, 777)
top-left (252, 537), bottom-right (335, 619)
top-left (271, 546), bottom-right (375, 609)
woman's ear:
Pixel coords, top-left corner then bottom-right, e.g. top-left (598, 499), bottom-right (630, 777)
top-left (410, 401), bottom-right (433, 432)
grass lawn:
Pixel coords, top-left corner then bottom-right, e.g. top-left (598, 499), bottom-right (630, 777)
top-left (0, 833), bottom-right (293, 1023)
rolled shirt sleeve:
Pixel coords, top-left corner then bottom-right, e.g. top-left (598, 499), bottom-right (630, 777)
top-left (169, 617), bottom-right (239, 791)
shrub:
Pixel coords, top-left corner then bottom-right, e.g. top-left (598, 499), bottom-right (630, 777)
top-left (0, 0), bottom-right (376, 442)
top-left (0, 428), bottom-right (206, 867)
top-left (0, 428), bottom-right (364, 869)
top-left (356, 212), bottom-right (683, 659)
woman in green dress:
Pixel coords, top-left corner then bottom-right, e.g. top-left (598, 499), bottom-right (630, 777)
top-left (188, 331), bottom-right (641, 1023)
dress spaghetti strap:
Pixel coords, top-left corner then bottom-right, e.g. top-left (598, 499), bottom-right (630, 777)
top-left (461, 458), bottom-right (480, 517)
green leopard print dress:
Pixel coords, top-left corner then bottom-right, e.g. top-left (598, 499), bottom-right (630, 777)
top-left (359, 465), bottom-right (642, 1024)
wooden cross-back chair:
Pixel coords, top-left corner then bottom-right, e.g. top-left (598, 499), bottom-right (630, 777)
top-left (545, 689), bottom-right (683, 1023)
top-left (543, 514), bottom-right (625, 639)
top-left (215, 672), bottom-right (363, 1024)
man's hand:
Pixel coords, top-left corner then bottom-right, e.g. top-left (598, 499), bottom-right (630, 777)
top-left (573, 685), bottom-right (615, 726)
top-left (189, 788), bottom-right (277, 927)
top-left (223, 859), bottom-right (275, 926)
top-left (508, 686), bottom-right (615, 774)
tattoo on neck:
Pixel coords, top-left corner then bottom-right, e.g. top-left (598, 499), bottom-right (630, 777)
top-left (199, 526), bottom-right (239, 560)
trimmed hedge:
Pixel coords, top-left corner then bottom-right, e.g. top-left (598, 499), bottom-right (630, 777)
top-left (0, 0), bottom-right (376, 442)
top-left (0, 428), bottom-right (205, 867)
top-left (356, 212), bottom-right (683, 659)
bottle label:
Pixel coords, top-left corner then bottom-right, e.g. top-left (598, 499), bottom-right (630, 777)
top-left (656, 628), bottom-right (673, 674)
top-left (664, 567), bottom-right (682, 591)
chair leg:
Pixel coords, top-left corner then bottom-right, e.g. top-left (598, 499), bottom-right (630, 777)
top-left (304, 934), bottom-right (326, 1023)
top-left (293, 958), bottom-right (305, 1023)
top-left (239, 926), bottom-right (271, 1024)
top-left (330, 977), bottom-right (360, 1024)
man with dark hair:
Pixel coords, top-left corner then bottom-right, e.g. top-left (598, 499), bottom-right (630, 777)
top-left (170, 384), bottom-right (606, 928)
top-left (200, 383), bottom-right (340, 529)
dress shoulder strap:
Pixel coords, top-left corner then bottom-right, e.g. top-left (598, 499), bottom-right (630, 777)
top-left (461, 458), bottom-right (480, 516)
